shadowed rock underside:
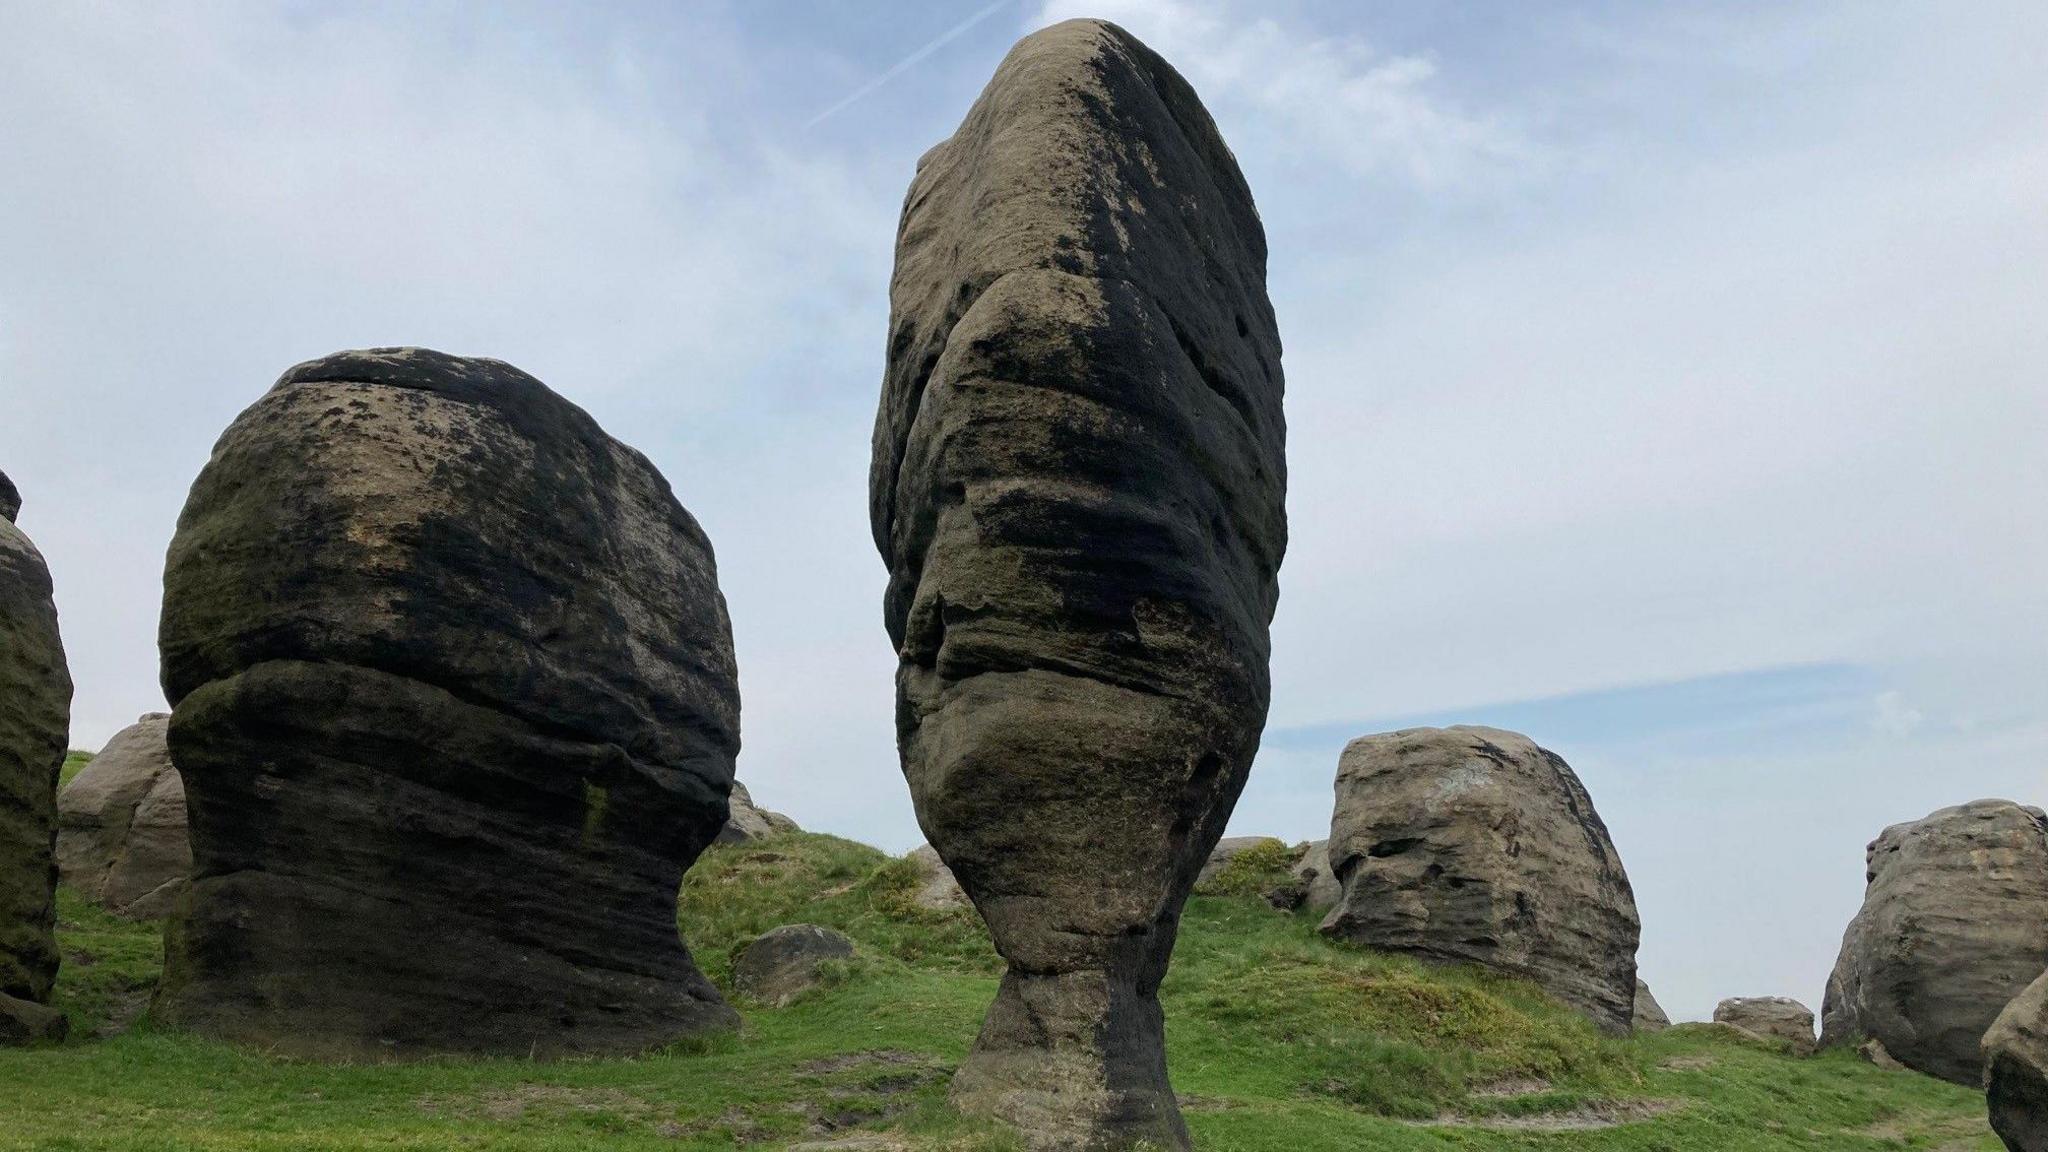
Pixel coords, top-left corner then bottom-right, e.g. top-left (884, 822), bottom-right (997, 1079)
top-left (871, 19), bottom-right (1286, 1150)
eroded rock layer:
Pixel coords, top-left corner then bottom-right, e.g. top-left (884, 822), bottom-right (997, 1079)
top-left (156, 348), bottom-right (740, 1057)
top-left (1319, 726), bottom-right (1641, 1033)
top-left (1821, 799), bottom-right (2048, 1085)
top-left (0, 471), bottom-right (70, 1044)
top-left (870, 19), bottom-right (1286, 1149)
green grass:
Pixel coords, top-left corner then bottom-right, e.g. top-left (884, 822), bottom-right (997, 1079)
top-left (60, 749), bottom-right (94, 788)
top-left (0, 832), bottom-right (1999, 1150)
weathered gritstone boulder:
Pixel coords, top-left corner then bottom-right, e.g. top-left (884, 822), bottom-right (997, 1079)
top-left (1634, 979), bottom-right (1671, 1032)
top-left (716, 781), bottom-right (800, 845)
top-left (1715, 997), bottom-right (1816, 1055)
top-left (155, 348), bottom-right (741, 1058)
top-left (0, 471), bottom-right (70, 1045)
top-left (1292, 840), bottom-right (1342, 913)
top-left (1986, 968), bottom-right (2048, 1151)
top-left (1319, 726), bottom-right (1640, 1033)
top-left (1821, 799), bottom-right (2048, 1086)
top-left (907, 844), bottom-right (970, 912)
top-left (869, 19), bottom-right (1286, 1148)
top-left (57, 713), bottom-right (190, 919)
top-left (735, 924), bottom-right (854, 1007)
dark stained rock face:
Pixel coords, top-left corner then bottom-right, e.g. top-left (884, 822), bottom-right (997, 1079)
top-left (57, 713), bottom-right (191, 919)
top-left (1986, 969), bottom-right (2048, 1151)
top-left (869, 19), bottom-right (1286, 1149)
top-left (1821, 800), bottom-right (2048, 1086)
top-left (734, 924), bottom-right (854, 1008)
top-left (1319, 727), bottom-right (1641, 1033)
top-left (1634, 979), bottom-right (1671, 1032)
top-left (155, 347), bottom-right (741, 1058)
top-left (1714, 996), bottom-right (1816, 1055)
top-left (0, 473), bottom-right (70, 1046)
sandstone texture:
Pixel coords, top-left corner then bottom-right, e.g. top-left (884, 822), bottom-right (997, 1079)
top-left (0, 472), bottom-right (69, 1045)
top-left (1715, 997), bottom-right (1816, 1055)
top-left (155, 347), bottom-right (741, 1058)
top-left (1291, 840), bottom-right (1342, 913)
top-left (735, 924), bottom-right (855, 1007)
top-left (869, 19), bottom-right (1286, 1148)
top-left (57, 713), bottom-right (190, 919)
top-left (717, 781), bottom-right (801, 845)
top-left (1821, 799), bottom-right (2048, 1085)
top-left (906, 844), bottom-right (970, 912)
top-left (1986, 968), bottom-right (2048, 1151)
top-left (1319, 726), bottom-right (1640, 1033)
top-left (1634, 979), bottom-right (1671, 1032)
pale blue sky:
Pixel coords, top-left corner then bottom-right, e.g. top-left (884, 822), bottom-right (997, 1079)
top-left (2, 0), bottom-right (2043, 1023)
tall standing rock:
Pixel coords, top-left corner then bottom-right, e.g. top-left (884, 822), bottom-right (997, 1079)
top-left (1821, 799), bottom-right (2048, 1085)
top-left (57, 713), bottom-right (191, 919)
top-left (0, 470), bottom-right (71, 1044)
top-left (870, 19), bottom-right (1286, 1149)
top-left (1319, 727), bottom-right (1641, 1033)
top-left (156, 348), bottom-right (741, 1058)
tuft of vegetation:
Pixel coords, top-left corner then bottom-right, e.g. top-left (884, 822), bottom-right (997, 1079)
top-left (0, 831), bottom-right (2001, 1150)
top-left (60, 749), bottom-right (94, 788)
top-left (1194, 838), bottom-right (1300, 899)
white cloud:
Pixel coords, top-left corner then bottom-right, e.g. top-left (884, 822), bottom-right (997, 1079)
top-left (1871, 691), bottom-right (1925, 739)
top-left (1030, 0), bottom-right (1533, 190)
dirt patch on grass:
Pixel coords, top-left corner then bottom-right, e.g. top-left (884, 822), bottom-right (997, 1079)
top-left (1410, 1098), bottom-right (1683, 1131)
top-left (416, 1083), bottom-right (655, 1123)
top-left (1658, 1054), bottom-right (1719, 1071)
top-left (1469, 1076), bottom-right (1551, 1098)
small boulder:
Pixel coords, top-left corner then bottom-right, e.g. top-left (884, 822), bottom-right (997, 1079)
top-left (1713, 997), bottom-right (1816, 1055)
top-left (0, 991), bottom-right (66, 1045)
top-left (735, 924), bottom-right (854, 1007)
top-left (1320, 726), bottom-right (1641, 1033)
top-left (906, 845), bottom-right (969, 912)
top-left (1634, 979), bottom-right (1671, 1032)
top-left (57, 713), bottom-right (191, 919)
top-left (1821, 799), bottom-right (2048, 1085)
top-left (1196, 837), bottom-right (1291, 890)
top-left (1291, 840), bottom-right (1342, 912)
top-left (717, 781), bottom-right (801, 845)
top-left (1859, 1038), bottom-right (1906, 1071)
top-left (1985, 968), bottom-right (2048, 1151)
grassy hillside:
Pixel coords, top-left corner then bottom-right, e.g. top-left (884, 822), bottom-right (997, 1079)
top-left (60, 749), bottom-right (94, 788)
top-left (0, 832), bottom-right (1998, 1150)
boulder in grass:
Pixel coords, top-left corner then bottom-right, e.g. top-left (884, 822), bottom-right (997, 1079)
top-left (735, 924), bottom-right (854, 1007)
top-left (906, 844), bottom-right (970, 912)
top-left (154, 348), bottom-right (741, 1058)
top-left (57, 713), bottom-right (191, 919)
top-left (1634, 979), bottom-right (1671, 1032)
top-left (1320, 726), bottom-right (1641, 1034)
top-left (717, 781), bottom-right (801, 844)
top-left (1714, 997), bottom-right (1816, 1055)
top-left (1821, 799), bottom-right (2048, 1086)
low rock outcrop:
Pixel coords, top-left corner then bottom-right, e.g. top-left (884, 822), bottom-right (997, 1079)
top-left (1319, 726), bottom-right (1641, 1033)
top-left (1714, 997), bottom-right (1816, 1055)
top-left (1821, 799), bottom-right (2048, 1085)
top-left (0, 470), bottom-right (70, 1045)
top-left (717, 782), bottom-right (801, 844)
top-left (1985, 968), bottom-right (2048, 1151)
top-left (56, 713), bottom-right (190, 919)
top-left (1634, 979), bottom-right (1671, 1032)
top-left (870, 18), bottom-right (1287, 1147)
top-left (154, 348), bottom-right (741, 1058)
top-left (1291, 840), bottom-right (1342, 913)
top-left (735, 924), bottom-right (855, 1007)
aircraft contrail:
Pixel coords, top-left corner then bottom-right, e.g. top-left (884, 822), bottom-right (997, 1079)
top-left (805, 0), bottom-right (1015, 130)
